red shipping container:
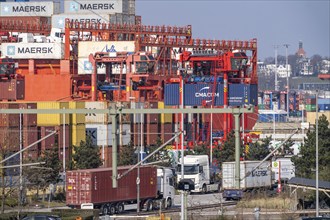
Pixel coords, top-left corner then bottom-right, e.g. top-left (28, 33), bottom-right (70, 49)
top-left (0, 127), bottom-right (19, 151)
top-left (146, 123), bottom-right (159, 145)
top-left (161, 123), bottom-right (173, 143)
top-left (132, 123), bottom-right (144, 146)
top-left (66, 166), bottom-right (157, 207)
top-left (39, 125), bottom-right (70, 151)
top-left (146, 102), bottom-right (159, 124)
top-left (0, 79), bottom-right (24, 101)
top-left (0, 103), bottom-right (20, 127)
top-left (23, 126), bottom-right (38, 149)
top-left (18, 103), bottom-right (37, 127)
top-left (0, 16), bottom-right (51, 30)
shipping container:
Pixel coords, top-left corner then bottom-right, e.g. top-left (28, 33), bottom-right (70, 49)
top-left (158, 101), bottom-right (172, 123)
top-left (146, 102), bottom-right (159, 124)
top-left (161, 123), bottom-right (173, 143)
top-left (0, 2), bottom-right (60, 17)
top-left (319, 104), bottom-right (330, 111)
top-left (22, 126), bottom-right (38, 149)
top-left (306, 111), bottom-right (330, 125)
top-left (51, 13), bottom-right (111, 29)
top-left (64, 0), bottom-right (124, 15)
top-left (18, 102), bottom-right (37, 127)
top-left (0, 127), bottom-right (19, 150)
top-left (130, 102), bottom-right (145, 124)
top-left (0, 79), bottom-right (24, 101)
top-left (164, 83), bottom-right (257, 106)
top-left (66, 166), bottom-right (157, 207)
top-left (37, 102), bottom-right (70, 126)
top-left (85, 101), bottom-right (108, 124)
top-left (78, 41), bottom-right (135, 58)
top-left (69, 101), bottom-right (85, 125)
top-left (0, 16), bottom-right (51, 27)
top-left (222, 161), bottom-right (272, 190)
top-left (86, 124), bottom-right (130, 146)
top-left (77, 57), bottom-right (106, 75)
top-left (305, 104), bottom-right (316, 112)
top-left (24, 74), bottom-right (72, 101)
top-left (146, 123), bottom-right (159, 145)
top-left (0, 103), bottom-right (19, 127)
top-left (1, 42), bottom-right (64, 59)
top-left (72, 124), bottom-right (86, 146)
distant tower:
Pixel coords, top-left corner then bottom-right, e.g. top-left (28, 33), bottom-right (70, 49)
top-left (296, 41), bottom-right (306, 58)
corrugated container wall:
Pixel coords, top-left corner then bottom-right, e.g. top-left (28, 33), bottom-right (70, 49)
top-left (85, 101), bottom-right (108, 124)
top-left (86, 124), bottom-right (130, 146)
top-left (1, 43), bottom-right (64, 60)
top-left (0, 16), bottom-right (51, 26)
top-left (18, 103), bottom-right (37, 127)
top-left (66, 166), bottom-right (156, 207)
top-left (0, 103), bottom-right (19, 127)
top-left (0, 79), bottom-right (24, 101)
top-left (37, 102), bottom-right (70, 126)
top-left (69, 101), bottom-right (85, 125)
top-left (0, 1), bottom-right (60, 17)
top-left (64, 0), bottom-right (125, 15)
top-left (158, 101), bottom-right (172, 123)
top-left (72, 124), bottom-right (86, 146)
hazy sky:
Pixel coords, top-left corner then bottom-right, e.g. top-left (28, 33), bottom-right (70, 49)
top-left (136, 0), bottom-right (330, 60)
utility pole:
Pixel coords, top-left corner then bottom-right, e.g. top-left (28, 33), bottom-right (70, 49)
top-left (316, 91), bottom-right (319, 217)
top-left (274, 45), bottom-right (280, 91)
top-left (283, 44), bottom-right (290, 121)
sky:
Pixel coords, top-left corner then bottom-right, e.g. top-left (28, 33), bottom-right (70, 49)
top-left (136, 0), bottom-right (330, 60)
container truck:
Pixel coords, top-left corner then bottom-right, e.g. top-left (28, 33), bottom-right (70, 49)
top-left (272, 157), bottom-right (295, 183)
top-left (177, 155), bottom-right (221, 193)
top-left (66, 166), bottom-right (175, 215)
top-left (222, 161), bottom-right (272, 200)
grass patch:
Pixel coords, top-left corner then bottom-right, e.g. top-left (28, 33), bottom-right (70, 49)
top-left (237, 195), bottom-right (295, 210)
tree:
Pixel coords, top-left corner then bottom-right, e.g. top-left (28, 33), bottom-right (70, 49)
top-left (118, 141), bottom-right (137, 166)
top-left (213, 131), bottom-right (238, 169)
top-left (145, 138), bottom-right (173, 167)
top-left (71, 136), bottom-right (103, 170)
top-left (24, 147), bottom-right (62, 202)
top-left (292, 115), bottom-right (330, 181)
top-left (246, 136), bottom-right (271, 160)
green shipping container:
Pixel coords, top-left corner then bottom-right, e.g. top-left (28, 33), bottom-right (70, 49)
top-left (305, 104), bottom-right (316, 112)
top-left (258, 104), bottom-right (265, 110)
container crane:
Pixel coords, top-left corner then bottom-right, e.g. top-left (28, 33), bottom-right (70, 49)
top-left (178, 50), bottom-right (251, 142)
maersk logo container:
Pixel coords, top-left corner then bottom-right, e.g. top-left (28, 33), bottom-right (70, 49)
top-left (1, 43), bottom-right (64, 59)
top-left (64, 0), bottom-right (123, 14)
top-left (51, 14), bottom-right (111, 29)
top-left (164, 83), bottom-right (258, 107)
top-left (0, 1), bottom-right (60, 17)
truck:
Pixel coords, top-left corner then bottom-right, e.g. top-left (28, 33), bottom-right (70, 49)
top-left (176, 155), bottom-right (221, 193)
top-left (272, 157), bottom-right (295, 183)
top-left (222, 161), bottom-right (272, 200)
top-left (66, 166), bottom-right (175, 215)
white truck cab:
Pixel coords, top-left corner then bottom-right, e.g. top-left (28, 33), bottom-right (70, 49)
top-left (18, 33), bottom-right (34, 43)
top-left (157, 168), bottom-right (175, 208)
top-left (177, 155), bottom-right (219, 193)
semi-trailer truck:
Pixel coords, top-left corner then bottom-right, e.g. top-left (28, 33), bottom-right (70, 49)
top-left (66, 166), bottom-right (175, 215)
top-left (177, 155), bottom-right (220, 193)
top-left (222, 160), bottom-right (273, 200)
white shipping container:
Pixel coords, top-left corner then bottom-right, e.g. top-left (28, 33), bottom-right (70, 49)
top-left (64, 0), bottom-right (124, 15)
top-left (222, 161), bottom-right (272, 190)
top-left (52, 14), bottom-right (111, 29)
top-left (77, 57), bottom-right (106, 74)
top-left (0, 2), bottom-right (60, 17)
top-left (78, 41), bottom-right (135, 58)
top-left (272, 158), bottom-right (295, 182)
top-left (86, 123), bottom-right (130, 146)
top-left (85, 101), bottom-right (108, 124)
top-left (131, 102), bottom-right (145, 123)
top-left (1, 42), bottom-right (64, 59)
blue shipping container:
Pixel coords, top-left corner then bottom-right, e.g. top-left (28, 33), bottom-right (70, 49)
top-left (184, 83), bottom-right (224, 106)
top-left (318, 98), bottom-right (330, 105)
top-left (164, 83), bottom-right (258, 106)
top-left (258, 113), bottom-right (287, 123)
top-left (319, 104), bottom-right (330, 111)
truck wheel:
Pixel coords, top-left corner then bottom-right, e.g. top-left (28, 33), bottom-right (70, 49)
top-left (146, 199), bottom-right (153, 211)
top-left (109, 204), bottom-right (116, 215)
top-left (202, 185), bottom-right (207, 194)
top-left (166, 198), bottom-right (172, 209)
top-left (101, 204), bottom-right (109, 216)
top-left (117, 203), bottom-right (124, 214)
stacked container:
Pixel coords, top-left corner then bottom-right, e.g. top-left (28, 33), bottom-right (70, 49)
top-left (0, 79), bottom-right (24, 101)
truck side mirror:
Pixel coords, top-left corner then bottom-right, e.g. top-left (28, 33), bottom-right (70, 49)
top-left (178, 179), bottom-right (195, 191)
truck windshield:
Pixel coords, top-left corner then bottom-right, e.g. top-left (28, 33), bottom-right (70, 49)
top-left (177, 165), bottom-right (199, 175)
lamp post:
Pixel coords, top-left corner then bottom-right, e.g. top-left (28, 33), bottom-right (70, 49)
top-left (283, 44), bottom-right (290, 121)
top-left (316, 91), bottom-right (319, 217)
